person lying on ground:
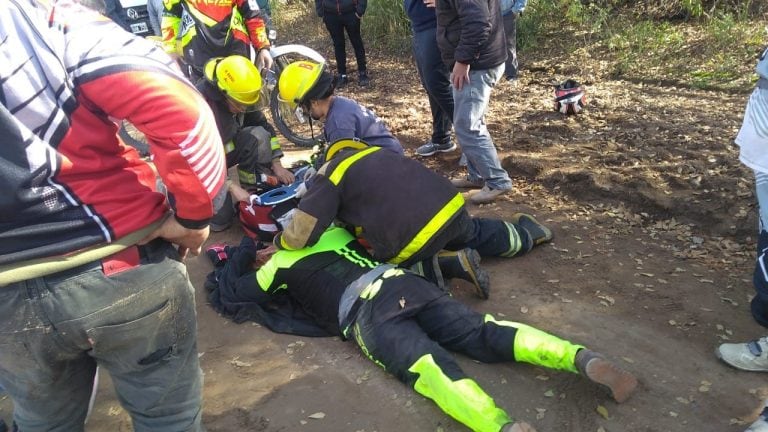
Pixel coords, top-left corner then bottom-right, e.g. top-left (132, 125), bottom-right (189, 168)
top-left (204, 227), bottom-right (639, 432)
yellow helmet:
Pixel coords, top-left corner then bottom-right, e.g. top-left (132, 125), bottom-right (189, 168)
top-left (204, 55), bottom-right (262, 107)
top-left (278, 61), bottom-right (326, 110)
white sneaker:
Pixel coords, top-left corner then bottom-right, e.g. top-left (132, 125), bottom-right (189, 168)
top-left (716, 337), bottom-right (768, 372)
top-left (747, 418), bottom-right (768, 432)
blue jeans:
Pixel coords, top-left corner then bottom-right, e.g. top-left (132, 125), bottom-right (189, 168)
top-left (502, 12), bottom-right (519, 79)
top-left (751, 171), bottom-right (768, 326)
top-left (412, 26), bottom-right (454, 145)
top-left (452, 64), bottom-right (513, 191)
top-left (0, 240), bottom-right (204, 432)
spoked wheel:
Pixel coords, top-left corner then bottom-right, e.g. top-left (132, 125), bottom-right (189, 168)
top-left (118, 121), bottom-right (150, 156)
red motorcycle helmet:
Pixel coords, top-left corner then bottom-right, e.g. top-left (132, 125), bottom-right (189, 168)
top-left (554, 79), bottom-right (587, 115)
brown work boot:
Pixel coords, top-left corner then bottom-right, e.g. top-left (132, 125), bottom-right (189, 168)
top-left (575, 349), bottom-right (638, 403)
top-left (500, 421), bottom-right (538, 432)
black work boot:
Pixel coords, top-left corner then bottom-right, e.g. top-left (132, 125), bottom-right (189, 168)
top-left (358, 70), bottom-right (370, 87)
top-left (511, 213), bottom-right (553, 253)
top-left (575, 349), bottom-right (638, 403)
top-left (437, 248), bottom-right (490, 299)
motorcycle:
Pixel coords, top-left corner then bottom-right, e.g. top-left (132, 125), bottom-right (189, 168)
top-left (118, 34), bottom-right (326, 155)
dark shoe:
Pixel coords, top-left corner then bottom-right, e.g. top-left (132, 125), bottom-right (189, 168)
top-left (511, 213), bottom-right (553, 246)
top-left (358, 71), bottom-right (370, 87)
top-left (205, 243), bottom-right (229, 266)
top-left (437, 248), bottom-right (490, 299)
top-left (575, 349), bottom-right (638, 403)
top-left (416, 140), bottom-right (457, 156)
top-left (335, 74), bottom-right (348, 89)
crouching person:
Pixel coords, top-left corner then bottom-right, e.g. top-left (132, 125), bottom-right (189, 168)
top-left (205, 227), bottom-right (639, 432)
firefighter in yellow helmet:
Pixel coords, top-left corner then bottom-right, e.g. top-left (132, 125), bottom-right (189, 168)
top-left (277, 60), bottom-right (403, 154)
top-left (198, 55), bottom-right (294, 231)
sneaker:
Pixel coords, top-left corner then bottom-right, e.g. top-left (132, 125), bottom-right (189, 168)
top-left (510, 213), bottom-right (553, 246)
top-left (450, 176), bottom-right (484, 189)
top-left (437, 248), bottom-right (490, 299)
top-left (415, 140), bottom-right (457, 157)
top-left (575, 349), bottom-right (638, 403)
top-left (464, 186), bottom-right (507, 204)
top-left (500, 422), bottom-right (538, 432)
top-left (335, 74), bottom-right (348, 89)
top-left (717, 337), bottom-right (768, 372)
top-left (205, 243), bottom-right (229, 266)
top-left (747, 407), bottom-right (768, 432)
top-left (358, 71), bottom-right (370, 87)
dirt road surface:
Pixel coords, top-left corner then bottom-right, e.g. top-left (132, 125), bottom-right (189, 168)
top-left (1, 40), bottom-right (765, 432)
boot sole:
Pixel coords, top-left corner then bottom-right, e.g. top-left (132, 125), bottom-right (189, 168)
top-left (512, 213), bottom-right (553, 245)
top-left (585, 358), bottom-right (638, 403)
top-left (460, 249), bottom-right (491, 299)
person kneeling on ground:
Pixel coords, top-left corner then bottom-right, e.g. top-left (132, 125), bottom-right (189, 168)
top-left (278, 61), bottom-right (403, 155)
top-left (274, 139), bottom-right (553, 298)
top-left (197, 55), bottom-right (295, 231)
top-left (205, 227), bottom-right (639, 432)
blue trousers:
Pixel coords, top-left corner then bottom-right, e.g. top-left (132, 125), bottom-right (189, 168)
top-left (751, 171), bottom-right (768, 327)
top-left (412, 26), bottom-right (454, 145)
top-left (0, 240), bottom-right (204, 432)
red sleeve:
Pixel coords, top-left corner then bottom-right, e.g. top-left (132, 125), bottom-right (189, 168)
top-left (237, 0), bottom-right (271, 50)
top-left (79, 70), bottom-right (227, 226)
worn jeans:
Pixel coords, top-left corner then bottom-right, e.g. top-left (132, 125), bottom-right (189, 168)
top-left (0, 240), bottom-right (204, 432)
top-left (452, 64), bottom-right (513, 191)
top-left (751, 171), bottom-right (768, 326)
top-left (412, 26), bottom-right (454, 145)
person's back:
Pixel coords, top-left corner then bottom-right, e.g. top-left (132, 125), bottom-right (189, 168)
top-left (275, 145), bottom-right (461, 263)
top-left (0, 1), bottom-right (226, 430)
top-left (323, 96), bottom-right (403, 154)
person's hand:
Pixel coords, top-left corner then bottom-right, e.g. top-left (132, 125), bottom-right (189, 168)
top-left (423, 0), bottom-right (436, 7)
top-left (506, 422), bottom-right (537, 432)
top-left (140, 216), bottom-right (210, 260)
top-left (256, 49), bottom-right (273, 74)
top-left (272, 163), bottom-right (296, 185)
top-left (451, 62), bottom-right (470, 91)
top-left (254, 244), bottom-right (277, 268)
top-left (229, 183), bottom-right (251, 203)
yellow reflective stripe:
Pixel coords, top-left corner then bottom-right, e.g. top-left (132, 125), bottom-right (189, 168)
top-left (408, 354), bottom-right (511, 432)
top-left (483, 315), bottom-right (582, 373)
top-left (270, 137), bottom-right (281, 151)
top-left (224, 141), bottom-right (236, 153)
top-left (327, 146), bottom-right (380, 185)
top-left (500, 221), bottom-right (522, 257)
top-left (390, 193), bottom-right (464, 264)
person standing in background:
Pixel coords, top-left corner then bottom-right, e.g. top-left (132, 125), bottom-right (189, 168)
top-left (500, 0), bottom-right (526, 81)
top-left (405, 0), bottom-right (457, 157)
top-left (435, 0), bottom-right (514, 204)
top-left (315, 0), bottom-right (370, 87)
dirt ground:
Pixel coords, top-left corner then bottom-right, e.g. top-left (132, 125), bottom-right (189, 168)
top-left (2, 28), bottom-right (767, 432)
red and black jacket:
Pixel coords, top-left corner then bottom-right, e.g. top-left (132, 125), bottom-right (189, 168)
top-left (0, 0), bottom-right (227, 266)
